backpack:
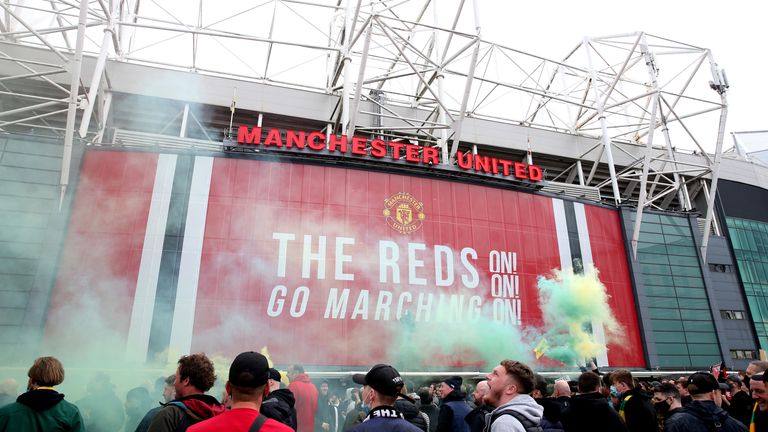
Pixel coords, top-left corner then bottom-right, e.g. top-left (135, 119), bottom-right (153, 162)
top-left (487, 410), bottom-right (543, 432)
top-left (168, 401), bottom-right (204, 432)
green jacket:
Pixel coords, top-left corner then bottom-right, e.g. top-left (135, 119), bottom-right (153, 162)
top-left (0, 388), bottom-right (84, 432)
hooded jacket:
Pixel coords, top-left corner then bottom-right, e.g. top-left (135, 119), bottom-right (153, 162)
top-left (395, 398), bottom-right (428, 431)
top-left (665, 400), bottom-right (747, 432)
top-left (0, 388), bottom-right (85, 432)
top-left (487, 394), bottom-right (544, 432)
top-left (289, 373), bottom-right (318, 432)
top-left (147, 394), bottom-right (226, 432)
top-left (262, 388), bottom-right (298, 430)
top-left (560, 392), bottom-right (627, 432)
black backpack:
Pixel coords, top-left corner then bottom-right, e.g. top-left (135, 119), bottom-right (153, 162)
top-left (487, 410), bottom-right (543, 432)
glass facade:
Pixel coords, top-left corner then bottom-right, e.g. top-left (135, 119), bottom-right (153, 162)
top-left (633, 213), bottom-right (721, 368)
top-left (726, 217), bottom-right (768, 350)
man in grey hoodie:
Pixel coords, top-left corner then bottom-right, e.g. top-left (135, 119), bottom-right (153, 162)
top-left (483, 360), bottom-right (544, 432)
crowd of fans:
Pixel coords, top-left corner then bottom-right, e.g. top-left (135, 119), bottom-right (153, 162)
top-left (0, 354), bottom-right (766, 431)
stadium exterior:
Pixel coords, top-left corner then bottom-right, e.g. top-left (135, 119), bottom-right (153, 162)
top-left (1, 0), bottom-right (767, 375)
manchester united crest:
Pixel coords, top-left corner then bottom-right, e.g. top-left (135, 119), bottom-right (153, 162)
top-left (383, 192), bottom-right (425, 234)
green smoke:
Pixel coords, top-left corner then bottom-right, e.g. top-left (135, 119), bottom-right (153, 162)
top-left (535, 265), bottom-right (624, 366)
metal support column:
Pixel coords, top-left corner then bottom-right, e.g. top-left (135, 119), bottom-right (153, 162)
top-left (60, 0), bottom-right (89, 210)
top-left (584, 37), bottom-right (622, 205)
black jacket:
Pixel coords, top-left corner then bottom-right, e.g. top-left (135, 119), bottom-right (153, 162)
top-left (535, 398), bottom-right (564, 432)
top-left (419, 403), bottom-right (439, 432)
top-left (262, 388), bottom-right (298, 430)
top-left (463, 405), bottom-right (491, 432)
top-left (618, 387), bottom-right (658, 432)
top-left (395, 398), bottom-right (428, 432)
top-left (665, 400), bottom-right (746, 432)
top-left (725, 391), bottom-right (752, 428)
top-left (561, 392), bottom-right (627, 432)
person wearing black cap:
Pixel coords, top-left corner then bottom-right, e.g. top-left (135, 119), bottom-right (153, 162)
top-left (348, 364), bottom-right (421, 432)
top-left (724, 374), bottom-right (752, 427)
top-left (187, 352), bottom-right (293, 432)
top-left (261, 368), bottom-right (298, 430)
top-left (436, 376), bottom-right (471, 432)
top-left (664, 372), bottom-right (746, 432)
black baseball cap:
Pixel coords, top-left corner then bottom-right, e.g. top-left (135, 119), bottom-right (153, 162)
top-left (229, 351), bottom-right (269, 388)
top-left (268, 368), bottom-right (282, 382)
top-left (687, 372), bottom-right (720, 395)
top-left (353, 364), bottom-right (413, 402)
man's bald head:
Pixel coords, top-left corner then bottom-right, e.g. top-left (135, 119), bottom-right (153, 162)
top-left (553, 380), bottom-right (571, 397)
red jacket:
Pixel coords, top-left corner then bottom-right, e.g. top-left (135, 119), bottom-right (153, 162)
top-left (187, 408), bottom-right (293, 432)
top-left (288, 373), bottom-right (318, 432)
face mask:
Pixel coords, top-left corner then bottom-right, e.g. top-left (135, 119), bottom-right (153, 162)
top-left (610, 386), bottom-right (620, 397)
top-left (654, 400), bottom-right (670, 416)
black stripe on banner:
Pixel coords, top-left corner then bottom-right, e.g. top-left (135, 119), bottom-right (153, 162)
top-left (563, 200), bottom-right (584, 274)
top-left (146, 155), bottom-right (194, 363)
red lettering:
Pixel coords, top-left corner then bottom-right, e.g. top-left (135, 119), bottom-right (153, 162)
top-left (285, 130), bottom-right (306, 149)
top-left (351, 137), bottom-right (368, 155)
top-left (422, 147), bottom-right (439, 165)
top-left (490, 157), bottom-right (499, 174)
top-left (370, 139), bottom-right (386, 157)
top-left (237, 125), bottom-right (261, 145)
top-left (389, 142), bottom-right (405, 159)
top-left (514, 162), bottom-right (528, 179)
top-left (474, 155), bottom-right (491, 173)
top-left (328, 135), bottom-right (349, 153)
top-left (263, 128), bottom-right (284, 147)
top-left (307, 131), bottom-right (326, 150)
top-left (529, 164), bottom-right (543, 181)
top-left (456, 151), bottom-right (472, 169)
top-left (405, 144), bottom-right (420, 163)
top-left (499, 159), bottom-right (512, 176)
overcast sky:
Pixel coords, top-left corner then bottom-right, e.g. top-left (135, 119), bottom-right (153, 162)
top-left (480, 1), bottom-right (767, 141)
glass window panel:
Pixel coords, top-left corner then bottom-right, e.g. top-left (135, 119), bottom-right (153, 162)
top-left (639, 233), bottom-right (665, 243)
top-left (685, 332), bottom-right (718, 344)
top-left (642, 264), bottom-right (673, 276)
top-left (671, 266), bottom-right (702, 278)
top-left (655, 332), bottom-right (687, 343)
top-left (690, 356), bottom-right (722, 368)
top-left (656, 343), bottom-right (690, 355)
top-left (667, 245), bottom-right (696, 256)
top-left (688, 344), bottom-right (720, 355)
top-left (639, 253), bottom-right (670, 265)
top-left (649, 308), bottom-right (681, 320)
top-left (666, 235), bottom-right (695, 246)
top-left (646, 297), bottom-right (679, 308)
top-left (658, 356), bottom-right (691, 368)
top-left (645, 285), bottom-right (677, 297)
top-left (662, 224), bottom-right (690, 236)
top-left (683, 320), bottom-right (714, 332)
top-left (674, 276), bottom-right (704, 288)
top-left (676, 287), bottom-right (707, 298)
top-left (637, 242), bottom-right (667, 254)
top-left (640, 223), bottom-right (664, 234)
top-left (652, 320), bottom-right (684, 331)
top-left (683, 299), bottom-right (712, 310)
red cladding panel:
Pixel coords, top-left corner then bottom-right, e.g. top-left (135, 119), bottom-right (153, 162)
top-left (46, 151), bottom-right (158, 352)
top-left (585, 205), bottom-right (646, 368)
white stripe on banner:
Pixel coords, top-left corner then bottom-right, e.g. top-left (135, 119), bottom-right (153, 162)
top-left (168, 156), bottom-right (213, 358)
top-left (126, 154), bottom-right (178, 362)
top-left (551, 198), bottom-right (572, 271)
top-left (574, 203), bottom-right (610, 367)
